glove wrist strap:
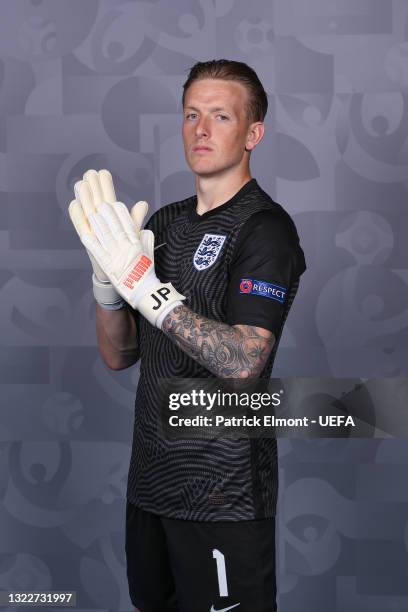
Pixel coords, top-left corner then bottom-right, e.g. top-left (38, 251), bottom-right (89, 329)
top-left (92, 274), bottom-right (126, 310)
top-left (136, 280), bottom-right (185, 328)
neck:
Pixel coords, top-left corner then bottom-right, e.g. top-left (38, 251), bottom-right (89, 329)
top-left (195, 167), bottom-right (252, 215)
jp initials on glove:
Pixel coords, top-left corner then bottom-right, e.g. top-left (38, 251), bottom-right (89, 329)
top-left (82, 199), bottom-right (185, 329)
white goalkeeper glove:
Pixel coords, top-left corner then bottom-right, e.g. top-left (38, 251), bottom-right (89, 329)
top-left (82, 200), bottom-right (185, 329)
top-left (68, 169), bottom-right (148, 310)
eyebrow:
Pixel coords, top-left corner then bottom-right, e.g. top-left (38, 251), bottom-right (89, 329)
top-left (184, 106), bottom-right (231, 113)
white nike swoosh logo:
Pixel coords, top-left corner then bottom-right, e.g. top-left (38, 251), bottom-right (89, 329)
top-left (210, 604), bottom-right (240, 612)
top-left (154, 242), bottom-right (167, 250)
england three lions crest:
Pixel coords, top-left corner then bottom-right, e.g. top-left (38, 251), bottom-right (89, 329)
top-left (193, 233), bottom-right (227, 271)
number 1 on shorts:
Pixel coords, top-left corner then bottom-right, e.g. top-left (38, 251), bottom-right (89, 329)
top-left (212, 549), bottom-right (228, 597)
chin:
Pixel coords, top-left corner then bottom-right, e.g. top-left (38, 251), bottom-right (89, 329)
top-left (188, 160), bottom-right (215, 175)
top-left (189, 159), bottom-right (228, 174)
top-left (192, 166), bottom-right (222, 178)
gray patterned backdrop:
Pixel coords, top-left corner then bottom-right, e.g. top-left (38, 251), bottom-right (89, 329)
top-left (0, 0), bottom-right (407, 610)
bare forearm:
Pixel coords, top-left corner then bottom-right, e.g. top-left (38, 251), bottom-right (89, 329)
top-left (161, 305), bottom-right (274, 379)
top-left (96, 304), bottom-right (139, 370)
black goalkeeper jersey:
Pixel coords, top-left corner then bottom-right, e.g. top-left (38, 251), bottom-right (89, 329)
top-left (126, 178), bottom-right (306, 521)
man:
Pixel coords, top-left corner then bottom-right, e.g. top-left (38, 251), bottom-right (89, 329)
top-left (69, 60), bottom-right (306, 612)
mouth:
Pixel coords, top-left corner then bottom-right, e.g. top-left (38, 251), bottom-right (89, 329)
top-left (192, 147), bottom-right (212, 153)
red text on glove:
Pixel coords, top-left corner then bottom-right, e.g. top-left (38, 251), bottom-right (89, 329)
top-left (123, 255), bottom-right (152, 289)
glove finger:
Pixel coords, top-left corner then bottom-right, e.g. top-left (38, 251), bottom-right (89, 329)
top-left (140, 229), bottom-right (155, 257)
top-left (83, 169), bottom-right (104, 209)
top-left (98, 202), bottom-right (131, 248)
top-left (130, 200), bottom-right (149, 234)
top-left (98, 169), bottom-right (117, 204)
top-left (115, 202), bottom-right (140, 245)
top-left (68, 199), bottom-right (91, 238)
top-left (88, 251), bottom-right (109, 282)
top-left (89, 209), bottom-right (117, 253)
top-left (74, 180), bottom-right (95, 218)
top-left (81, 233), bottom-right (111, 274)
top-left (69, 199), bottom-right (109, 281)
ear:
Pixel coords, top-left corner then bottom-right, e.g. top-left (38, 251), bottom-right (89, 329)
top-left (245, 122), bottom-right (265, 152)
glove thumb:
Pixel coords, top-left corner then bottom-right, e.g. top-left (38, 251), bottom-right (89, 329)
top-left (130, 200), bottom-right (149, 234)
top-left (140, 229), bottom-right (155, 258)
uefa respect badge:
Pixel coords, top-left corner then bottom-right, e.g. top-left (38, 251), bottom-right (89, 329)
top-left (239, 278), bottom-right (287, 303)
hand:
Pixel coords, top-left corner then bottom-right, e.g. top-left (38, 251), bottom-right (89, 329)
top-left (82, 200), bottom-right (185, 328)
top-left (69, 169), bottom-right (148, 309)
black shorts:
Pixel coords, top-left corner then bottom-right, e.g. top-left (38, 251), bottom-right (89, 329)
top-left (125, 500), bottom-right (277, 612)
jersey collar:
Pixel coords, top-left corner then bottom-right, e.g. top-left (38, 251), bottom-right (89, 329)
top-left (188, 178), bottom-right (258, 223)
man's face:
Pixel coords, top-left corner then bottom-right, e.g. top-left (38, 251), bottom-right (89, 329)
top-left (182, 78), bottom-right (253, 178)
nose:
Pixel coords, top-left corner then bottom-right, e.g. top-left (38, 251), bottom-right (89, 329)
top-left (195, 115), bottom-right (210, 139)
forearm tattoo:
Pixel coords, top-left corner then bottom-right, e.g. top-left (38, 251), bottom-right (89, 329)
top-left (162, 305), bottom-right (275, 379)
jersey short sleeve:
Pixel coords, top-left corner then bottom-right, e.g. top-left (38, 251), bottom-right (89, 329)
top-left (226, 209), bottom-right (306, 335)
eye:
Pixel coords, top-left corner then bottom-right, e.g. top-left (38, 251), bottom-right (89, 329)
top-left (217, 114), bottom-right (229, 121)
top-left (185, 113), bottom-right (197, 120)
